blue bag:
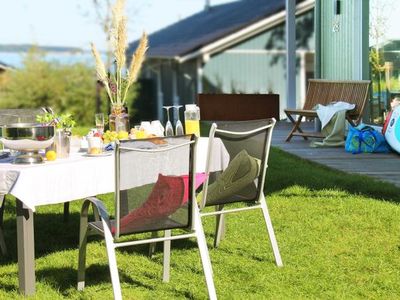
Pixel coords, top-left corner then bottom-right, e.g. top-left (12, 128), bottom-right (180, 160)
top-left (345, 125), bottom-right (391, 154)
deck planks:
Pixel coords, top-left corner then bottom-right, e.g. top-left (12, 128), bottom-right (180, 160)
top-left (272, 121), bottom-right (400, 187)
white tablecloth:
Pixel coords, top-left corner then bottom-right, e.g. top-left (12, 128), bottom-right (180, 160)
top-left (0, 137), bottom-right (229, 211)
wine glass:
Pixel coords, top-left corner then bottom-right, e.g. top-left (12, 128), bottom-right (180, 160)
top-left (173, 105), bottom-right (184, 135)
top-left (95, 113), bottom-right (105, 134)
top-left (163, 106), bottom-right (174, 136)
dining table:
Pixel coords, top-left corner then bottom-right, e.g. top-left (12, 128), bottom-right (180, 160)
top-left (0, 137), bottom-right (229, 295)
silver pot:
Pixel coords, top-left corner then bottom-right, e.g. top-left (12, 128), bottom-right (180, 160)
top-left (1, 123), bottom-right (55, 164)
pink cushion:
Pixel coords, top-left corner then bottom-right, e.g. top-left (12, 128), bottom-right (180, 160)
top-left (112, 173), bottom-right (206, 234)
top-left (182, 173), bottom-right (207, 203)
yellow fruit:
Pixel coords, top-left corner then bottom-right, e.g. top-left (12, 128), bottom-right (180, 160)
top-left (117, 131), bottom-right (129, 140)
top-left (46, 150), bottom-right (57, 161)
top-left (89, 148), bottom-right (102, 155)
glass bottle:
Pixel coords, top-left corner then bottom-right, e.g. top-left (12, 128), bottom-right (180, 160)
top-left (184, 104), bottom-right (200, 136)
top-left (109, 104), bottom-right (130, 132)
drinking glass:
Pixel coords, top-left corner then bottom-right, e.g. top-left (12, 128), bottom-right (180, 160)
top-left (95, 113), bottom-right (105, 134)
top-left (163, 106), bottom-right (174, 136)
top-left (173, 105), bottom-right (184, 135)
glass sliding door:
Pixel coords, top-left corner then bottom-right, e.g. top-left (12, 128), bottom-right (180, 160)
top-left (369, 0), bottom-right (400, 124)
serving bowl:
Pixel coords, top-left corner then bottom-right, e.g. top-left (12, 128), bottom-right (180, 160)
top-left (1, 123), bottom-right (55, 164)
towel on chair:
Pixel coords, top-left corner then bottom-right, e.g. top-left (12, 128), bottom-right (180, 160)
top-left (315, 101), bottom-right (355, 129)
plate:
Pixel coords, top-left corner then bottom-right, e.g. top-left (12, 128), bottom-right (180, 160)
top-left (83, 152), bottom-right (113, 157)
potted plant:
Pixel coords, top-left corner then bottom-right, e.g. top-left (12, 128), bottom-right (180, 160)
top-left (36, 112), bottom-right (76, 158)
top-left (91, 0), bottom-right (148, 132)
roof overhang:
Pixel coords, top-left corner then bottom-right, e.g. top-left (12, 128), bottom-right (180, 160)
top-left (176, 0), bottom-right (315, 64)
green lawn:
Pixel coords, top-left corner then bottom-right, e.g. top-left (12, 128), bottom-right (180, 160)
top-left (1, 148), bottom-right (400, 299)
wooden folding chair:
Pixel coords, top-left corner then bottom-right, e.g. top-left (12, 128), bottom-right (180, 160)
top-left (284, 79), bottom-right (371, 142)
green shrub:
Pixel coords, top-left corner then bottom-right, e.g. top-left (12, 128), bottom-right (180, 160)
top-left (0, 48), bottom-right (97, 126)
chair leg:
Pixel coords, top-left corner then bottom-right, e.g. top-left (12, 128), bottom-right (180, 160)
top-left (0, 227), bottom-right (7, 256)
top-left (102, 218), bottom-right (122, 300)
top-left (63, 202), bottom-right (70, 223)
top-left (162, 230), bottom-right (171, 282)
top-left (148, 232), bottom-right (158, 258)
top-left (77, 202), bottom-right (90, 291)
top-left (195, 206), bottom-right (217, 300)
top-left (285, 113), bottom-right (307, 142)
top-left (259, 197), bottom-right (283, 267)
top-left (214, 205), bottom-right (225, 248)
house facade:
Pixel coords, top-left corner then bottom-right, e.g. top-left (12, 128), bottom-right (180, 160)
top-left (129, 0), bottom-right (315, 122)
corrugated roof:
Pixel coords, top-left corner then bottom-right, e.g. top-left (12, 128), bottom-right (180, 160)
top-left (128, 0), bottom-right (306, 59)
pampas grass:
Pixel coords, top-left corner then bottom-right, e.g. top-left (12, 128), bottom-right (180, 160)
top-left (91, 0), bottom-right (148, 106)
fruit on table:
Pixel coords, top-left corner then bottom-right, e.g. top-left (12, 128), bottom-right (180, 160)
top-left (46, 150), bottom-right (57, 161)
top-left (103, 130), bottom-right (118, 143)
top-left (103, 130), bottom-right (129, 143)
top-left (117, 131), bottom-right (129, 140)
top-left (89, 148), bottom-right (102, 155)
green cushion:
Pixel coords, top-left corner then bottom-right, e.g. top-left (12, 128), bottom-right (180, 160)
top-left (199, 149), bottom-right (260, 205)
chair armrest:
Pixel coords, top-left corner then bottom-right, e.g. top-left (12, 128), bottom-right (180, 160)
top-left (82, 196), bottom-right (112, 228)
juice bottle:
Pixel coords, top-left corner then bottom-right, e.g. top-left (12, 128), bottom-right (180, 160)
top-left (184, 104), bottom-right (200, 136)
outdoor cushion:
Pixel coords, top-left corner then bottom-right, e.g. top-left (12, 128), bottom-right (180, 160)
top-left (116, 174), bottom-right (185, 234)
top-left (199, 149), bottom-right (260, 205)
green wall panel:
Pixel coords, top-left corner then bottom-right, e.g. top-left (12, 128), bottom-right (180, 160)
top-left (319, 0), bottom-right (369, 80)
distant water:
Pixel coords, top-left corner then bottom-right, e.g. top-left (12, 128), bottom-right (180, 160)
top-left (0, 51), bottom-right (100, 68)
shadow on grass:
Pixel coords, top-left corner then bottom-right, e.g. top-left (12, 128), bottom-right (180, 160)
top-left (0, 278), bottom-right (19, 293)
top-left (266, 147), bottom-right (400, 203)
top-left (0, 211), bottom-right (81, 264)
top-left (36, 265), bottom-right (155, 293)
top-left (0, 208), bottom-right (204, 264)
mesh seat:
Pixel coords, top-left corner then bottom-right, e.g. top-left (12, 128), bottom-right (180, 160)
top-left (77, 135), bottom-right (216, 300)
top-left (199, 118), bottom-right (283, 267)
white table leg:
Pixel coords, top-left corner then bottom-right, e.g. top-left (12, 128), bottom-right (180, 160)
top-left (16, 199), bottom-right (35, 295)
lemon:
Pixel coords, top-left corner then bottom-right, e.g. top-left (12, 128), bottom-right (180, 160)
top-left (46, 150), bottom-right (57, 161)
top-left (117, 131), bottom-right (129, 140)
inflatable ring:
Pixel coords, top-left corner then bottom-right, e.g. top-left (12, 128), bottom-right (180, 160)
top-left (384, 105), bottom-right (400, 153)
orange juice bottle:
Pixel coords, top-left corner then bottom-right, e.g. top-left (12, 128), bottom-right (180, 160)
top-left (184, 104), bottom-right (200, 136)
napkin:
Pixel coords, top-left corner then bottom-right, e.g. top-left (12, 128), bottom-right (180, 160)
top-left (0, 170), bottom-right (19, 194)
top-left (0, 152), bottom-right (13, 164)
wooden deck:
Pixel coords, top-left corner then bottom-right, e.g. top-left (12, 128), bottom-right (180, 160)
top-left (272, 121), bottom-right (400, 187)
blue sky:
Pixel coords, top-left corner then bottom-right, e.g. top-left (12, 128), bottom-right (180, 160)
top-left (0, 0), bottom-right (233, 51)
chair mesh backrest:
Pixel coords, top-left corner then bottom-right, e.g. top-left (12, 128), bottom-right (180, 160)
top-left (114, 135), bottom-right (195, 237)
top-left (203, 119), bottom-right (275, 207)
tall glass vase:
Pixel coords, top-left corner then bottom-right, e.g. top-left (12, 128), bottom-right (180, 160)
top-left (109, 104), bottom-right (130, 132)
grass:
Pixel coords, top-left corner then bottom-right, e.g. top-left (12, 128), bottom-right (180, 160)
top-left (1, 147), bottom-right (400, 299)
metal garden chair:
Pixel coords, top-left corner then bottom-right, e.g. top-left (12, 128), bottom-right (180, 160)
top-left (198, 118), bottom-right (283, 267)
top-left (77, 135), bottom-right (216, 300)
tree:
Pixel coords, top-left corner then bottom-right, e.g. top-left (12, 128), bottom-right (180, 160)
top-left (0, 48), bottom-right (97, 126)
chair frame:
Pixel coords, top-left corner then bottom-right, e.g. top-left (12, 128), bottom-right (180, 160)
top-left (77, 136), bottom-right (217, 300)
top-left (199, 118), bottom-right (283, 267)
top-left (284, 79), bottom-right (371, 142)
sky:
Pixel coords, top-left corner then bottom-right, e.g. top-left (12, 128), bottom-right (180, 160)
top-left (2, 0), bottom-right (400, 51)
top-left (0, 0), bottom-right (233, 51)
